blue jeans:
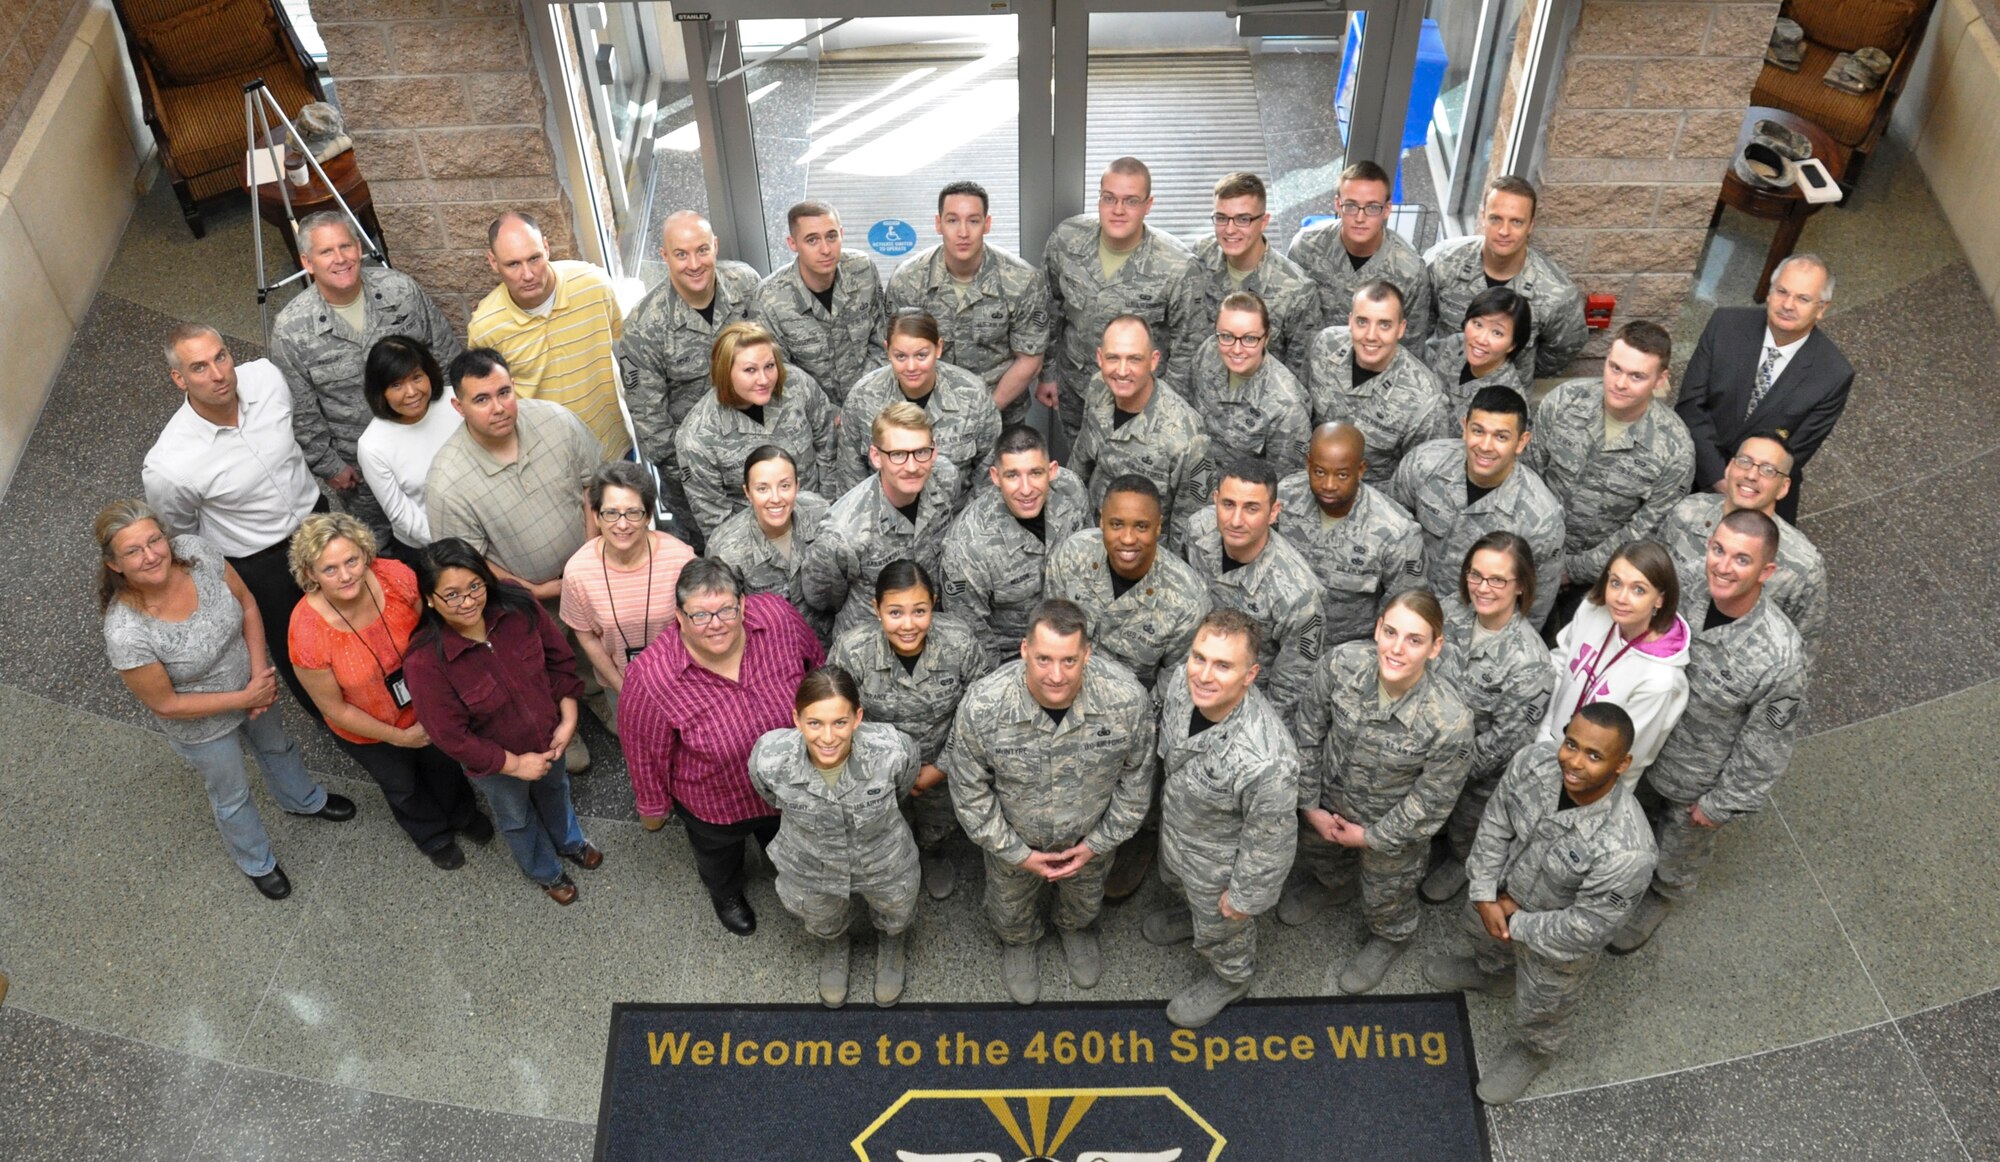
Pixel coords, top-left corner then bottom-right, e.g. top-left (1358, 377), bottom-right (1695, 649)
top-left (167, 705), bottom-right (327, 877)
top-left (478, 764), bottom-right (586, 887)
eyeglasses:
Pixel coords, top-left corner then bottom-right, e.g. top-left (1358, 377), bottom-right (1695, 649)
top-left (1216, 331), bottom-right (1267, 349)
top-left (1338, 200), bottom-right (1389, 219)
top-left (876, 445), bottom-right (937, 466)
top-left (1730, 454), bottom-right (1785, 480)
top-left (1210, 212), bottom-right (1265, 229)
top-left (1466, 570), bottom-right (1517, 590)
top-left (1098, 191), bottom-right (1147, 210)
top-left (116, 533), bottom-right (168, 561)
top-left (599, 507), bottom-right (649, 525)
top-left (433, 580), bottom-right (486, 608)
top-left (680, 603), bottom-right (742, 627)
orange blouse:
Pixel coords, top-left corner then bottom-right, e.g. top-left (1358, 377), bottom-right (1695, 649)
top-left (288, 558), bottom-right (423, 744)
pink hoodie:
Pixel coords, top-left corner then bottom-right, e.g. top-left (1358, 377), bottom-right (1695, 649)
top-left (1538, 598), bottom-right (1692, 774)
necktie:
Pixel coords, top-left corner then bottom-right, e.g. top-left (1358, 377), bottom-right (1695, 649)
top-left (1746, 345), bottom-right (1780, 417)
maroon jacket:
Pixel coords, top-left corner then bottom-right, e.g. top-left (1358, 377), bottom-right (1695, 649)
top-left (404, 585), bottom-right (586, 777)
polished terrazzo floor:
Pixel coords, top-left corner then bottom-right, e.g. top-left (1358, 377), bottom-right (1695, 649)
top-left (3, 135), bottom-right (1999, 1159)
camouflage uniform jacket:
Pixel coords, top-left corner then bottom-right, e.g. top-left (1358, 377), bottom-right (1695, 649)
top-left (1286, 221), bottom-right (1434, 355)
top-left (1273, 475), bottom-right (1425, 646)
top-left (1434, 596), bottom-right (1558, 782)
top-left (1187, 236), bottom-right (1323, 378)
top-left (1041, 216), bottom-right (1200, 395)
top-left (1294, 640), bottom-right (1475, 855)
top-left (885, 242), bottom-right (1051, 386)
top-left (835, 360), bottom-right (1001, 499)
top-left (1424, 236), bottom-right (1587, 379)
top-left (1304, 327), bottom-right (1454, 486)
top-left (940, 470), bottom-right (1093, 667)
top-left (1069, 377), bottom-right (1213, 551)
top-left (1423, 331), bottom-right (1531, 420)
top-left (828, 613), bottom-right (991, 763)
top-left (1660, 492), bottom-right (1829, 671)
top-left (801, 461), bottom-right (962, 638)
top-left (268, 266), bottom-right (463, 479)
top-left (1158, 677), bottom-right (1300, 914)
top-left (748, 251), bottom-right (887, 405)
top-left (1391, 437), bottom-right (1568, 627)
top-left (1043, 529), bottom-right (1211, 691)
top-left (1181, 507), bottom-right (1324, 730)
top-left (1186, 338), bottom-right (1313, 469)
top-left (1645, 596), bottom-right (1807, 824)
top-left (704, 490), bottom-right (833, 640)
top-left (674, 365), bottom-right (838, 537)
top-left (749, 721), bottom-right (920, 898)
top-left (1467, 742), bottom-right (1658, 961)
top-left (1526, 380), bottom-right (1696, 584)
top-left (616, 260), bottom-right (761, 465)
top-left (942, 656), bottom-right (1157, 864)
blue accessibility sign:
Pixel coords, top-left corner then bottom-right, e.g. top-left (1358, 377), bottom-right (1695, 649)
top-left (867, 219), bottom-right (917, 256)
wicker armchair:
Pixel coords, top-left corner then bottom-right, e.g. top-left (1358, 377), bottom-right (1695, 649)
top-left (1750, 0), bottom-right (1938, 184)
top-left (110, 0), bottom-right (324, 238)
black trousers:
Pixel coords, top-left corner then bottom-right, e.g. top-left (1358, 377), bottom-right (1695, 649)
top-left (1539, 581), bottom-right (1592, 648)
top-left (678, 808), bottom-right (780, 903)
top-left (333, 736), bottom-right (482, 854)
top-left (225, 497), bottom-right (330, 711)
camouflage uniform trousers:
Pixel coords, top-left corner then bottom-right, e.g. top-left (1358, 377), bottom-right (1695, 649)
top-left (1296, 824), bottom-right (1427, 942)
top-left (1442, 768), bottom-right (1505, 862)
top-left (1636, 781), bottom-right (1718, 903)
top-left (1459, 897), bottom-right (1597, 1055)
top-left (984, 847), bottom-right (1117, 946)
top-left (906, 783), bottom-right (958, 850)
top-left (335, 484), bottom-right (392, 551)
top-left (775, 863), bottom-right (920, 939)
top-left (1161, 860), bottom-right (1258, 984)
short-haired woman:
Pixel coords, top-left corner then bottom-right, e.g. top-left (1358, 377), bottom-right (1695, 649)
top-left (1425, 285), bottom-right (1532, 418)
top-left (675, 321), bottom-right (838, 537)
top-left (403, 539), bottom-right (602, 904)
top-left (288, 512), bottom-right (487, 869)
top-left (96, 499), bottom-right (351, 899)
top-left (706, 445), bottom-right (833, 641)
top-left (355, 335), bottom-right (462, 558)
top-left (836, 310), bottom-right (1000, 499)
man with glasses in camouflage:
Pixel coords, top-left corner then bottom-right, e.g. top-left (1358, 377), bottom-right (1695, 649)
top-left (1189, 172), bottom-right (1322, 378)
top-left (1288, 161), bottom-right (1432, 354)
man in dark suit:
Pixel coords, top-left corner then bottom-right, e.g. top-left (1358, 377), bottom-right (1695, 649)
top-left (1674, 254), bottom-right (1852, 523)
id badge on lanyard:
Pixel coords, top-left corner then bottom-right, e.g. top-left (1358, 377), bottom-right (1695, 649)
top-left (384, 666), bottom-right (414, 709)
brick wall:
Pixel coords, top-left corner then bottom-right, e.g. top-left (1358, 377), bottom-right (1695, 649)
top-left (316, 0), bottom-right (577, 326)
top-left (1512, 0), bottom-right (1780, 368)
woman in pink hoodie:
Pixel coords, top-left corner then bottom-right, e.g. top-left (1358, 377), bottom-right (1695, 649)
top-left (1540, 540), bottom-right (1690, 778)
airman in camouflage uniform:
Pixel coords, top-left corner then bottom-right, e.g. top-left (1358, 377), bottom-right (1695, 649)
top-left (1070, 370), bottom-right (1212, 552)
top-left (941, 458), bottom-right (1093, 667)
top-left (1659, 493), bottom-right (1828, 671)
top-left (617, 231), bottom-right (760, 467)
top-left (1425, 331), bottom-right (1531, 420)
top-left (886, 220), bottom-right (1051, 427)
top-left (836, 360), bottom-right (1000, 500)
top-left (1153, 625), bottom-right (1299, 1025)
top-left (1286, 636), bottom-right (1474, 985)
top-left (829, 612), bottom-right (991, 855)
top-left (1181, 502), bottom-right (1323, 731)
top-left (1041, 208), bottom-right (1200, 438)
top-left (802, 459), bottom-right (961, 638)
top-left (705, 489), bottom-right (834, 641)
top-left (943, 628), bottom-right (1155, 989)
top-left (1305, 325), bottom-right (1453, 486)
top-left (749, 226), bottom-right (887, 406)
top-left (1614, 513), bottom-right (1807, 953)
top-left (675, 365), bottom-right (838, 537)
top-left (268, 224), bottom-right (463, 540)
top-left (1187, 238), bottom-right (1321, 380)
top-left (1526, 375), bottom-right (1696, 587)
top-left (1425, 238), bottom-right (1586, 381)
top-left (1186, 334), bottom-right (1314, 469)
top-left (1275, 464), bottom-right (1425, 647)
top-left (1286, 161), bottom-right (1433, 353)
top-left (1044, 521), bottom-right (1211, 693)
top-left (1392, 434), bottom-right (1567, 626)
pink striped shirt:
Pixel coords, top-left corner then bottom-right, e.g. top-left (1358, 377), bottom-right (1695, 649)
top-left (559, 533), bottom-right (696, 678)
top-left (617, 592), bottom-right (826, 822)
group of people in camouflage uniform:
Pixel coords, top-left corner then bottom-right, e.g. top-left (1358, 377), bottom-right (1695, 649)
top-left (175, 154), bottom-right (1838, 1108)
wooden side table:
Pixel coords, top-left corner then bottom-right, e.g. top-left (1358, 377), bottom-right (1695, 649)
top-left (1710, 106), bottom-right (1844, 302)
top-left (253, 148), bottom-right (387, 267)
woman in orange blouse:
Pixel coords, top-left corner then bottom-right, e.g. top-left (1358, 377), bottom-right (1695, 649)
top-left (287, 512), bottom-right (489, 869)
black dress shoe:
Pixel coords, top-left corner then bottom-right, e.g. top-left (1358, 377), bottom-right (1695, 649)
top-left (428, 841), bottom-right (466, 870)
top-left (291, 793), bottom-right (356, 822)
top-left (249, 865), bottom-right (292, 900)
top-left (713, 893), bottom-right (757, 936)
top-left (459, 812), bottom-right (496, 845)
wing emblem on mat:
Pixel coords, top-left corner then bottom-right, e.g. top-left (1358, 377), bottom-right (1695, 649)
top-left (856, 1087), bottom-right (1220, 1161)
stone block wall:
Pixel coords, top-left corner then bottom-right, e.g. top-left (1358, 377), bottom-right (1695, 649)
top-left (316, 0), bottom-right (576, 325)
top-left (0, 0), bottom-right (87, 163)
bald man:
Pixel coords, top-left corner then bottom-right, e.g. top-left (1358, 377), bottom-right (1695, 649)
top-left (1273, 423), bottom-right (1424, 646)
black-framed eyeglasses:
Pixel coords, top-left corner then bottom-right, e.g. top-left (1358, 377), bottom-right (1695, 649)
top-left (1730, 454), bottom-right (1784, 480)
top-left (1216, 331), bottom-right (1267, 349)
top-left (1210, 212), bottom-right (1265, 228)
top-left (1466, 570), bottom-right (1517, 591)
top-left (434, 580), bottom-right (487, 608)
top-left (599, 507), bottom-right (649, 525)
top-left (1338, 200), bottom-right (1389, 219)
top-left (680, 603), bottom-right (742, 627)
top-left (876, 446), bottom-right (937, 466)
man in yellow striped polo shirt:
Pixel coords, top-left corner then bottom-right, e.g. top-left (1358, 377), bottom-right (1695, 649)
top-left (469, 211), bottom-right (633, 460)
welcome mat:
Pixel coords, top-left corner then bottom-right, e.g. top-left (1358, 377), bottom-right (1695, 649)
top-left (593, 996), bottom-right (1489, 1160)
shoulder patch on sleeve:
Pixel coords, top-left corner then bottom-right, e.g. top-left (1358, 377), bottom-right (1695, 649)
top-left (1299, 614), bottom-right (1322, 660)
top-left (1525, 692), bottom-right (1550, 723)
top-left (1765, 696), bottom-right (1802, 729)
top-left (1404, 558), bottom-right (1425, 576)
